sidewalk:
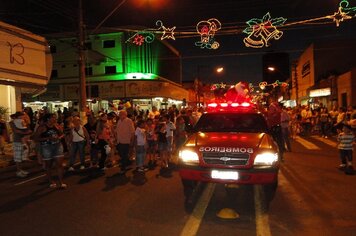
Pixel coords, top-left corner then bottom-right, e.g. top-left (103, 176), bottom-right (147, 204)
top-left (0, 143), bottom-right (15, 168)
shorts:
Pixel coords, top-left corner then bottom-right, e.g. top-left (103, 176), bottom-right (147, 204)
top-left (41, 142), bottom-right (64, 161)
top-left (13, 142), bottom-right (25, 163)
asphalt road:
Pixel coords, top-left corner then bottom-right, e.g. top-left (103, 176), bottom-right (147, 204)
top-left (0, 135), bottom-right (355, 236)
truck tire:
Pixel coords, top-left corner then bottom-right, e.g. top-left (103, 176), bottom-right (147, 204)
top-left (262, 182), bottom-right (278, 202)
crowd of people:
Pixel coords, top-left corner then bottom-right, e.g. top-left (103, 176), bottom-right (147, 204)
top-left (1, 100), bottom-right (355, 188)
top-left (265, 100), bottom-right (355, 173)
top-left (1, 104), bottom-right (201, 189)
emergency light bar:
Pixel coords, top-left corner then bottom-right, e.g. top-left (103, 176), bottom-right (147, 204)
top-left (207, 102), bottom-right (254, 111)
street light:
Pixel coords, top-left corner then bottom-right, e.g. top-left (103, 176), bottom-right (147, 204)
top-left (267, 66), bottom-right (276, 72)
top-left (216, 67), bottom-right (224, 73)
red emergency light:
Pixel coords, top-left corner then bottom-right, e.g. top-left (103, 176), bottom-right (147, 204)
top-left (207, 101), bottom-right (254, 112)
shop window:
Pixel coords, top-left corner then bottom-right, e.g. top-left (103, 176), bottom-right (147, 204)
top-left (105, 65), bottom-right (116, 74)
top-left (103, 40), bottom-right (115, 48)
top-left (91, 85), bottom-right (99, 97)
top-left (302, 61), bottom-right (310, 78)
top-left (85, 67), bottom-right (93, 76)
top-left (51, 69), bottom-right (58, 78)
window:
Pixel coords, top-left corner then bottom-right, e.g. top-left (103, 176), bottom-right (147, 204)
top-left (50, 45), bottom-right (56, 53)
top-left (61, 65), bottom-right (66, 68)
top-left (84, 42), bottom-right (92, 50)
top-left (195, 113), bottom-right (268, 133)
top-left (85, 67), bottom-right (93, 76)
top-left (105, 65), bottom-right (116, 74)
top-left (302, 61), bottom-right (310, 78)
top-left (51, 70), bottom-right (58, 78)
top-left (103, 40), bottom-right (115, 48)
top-left (91, 85), bottom-right (99, 97)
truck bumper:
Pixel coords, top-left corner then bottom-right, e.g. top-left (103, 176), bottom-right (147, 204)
top-left (179, 167), bottom-right (278, 184)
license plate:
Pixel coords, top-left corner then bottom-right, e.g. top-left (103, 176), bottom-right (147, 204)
top-left (211, 170), bottom-right (239, 180)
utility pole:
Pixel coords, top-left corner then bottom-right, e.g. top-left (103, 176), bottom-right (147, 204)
top-left (78, 0), bottom-right (87, 122)
top-left (293, 61), bottom-right (298, 105)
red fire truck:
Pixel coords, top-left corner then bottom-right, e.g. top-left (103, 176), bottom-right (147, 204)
top-left (178, 102), bottom-right (280, 207)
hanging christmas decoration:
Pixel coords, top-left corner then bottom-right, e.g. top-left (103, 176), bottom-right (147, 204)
top-left (122, 0), bottom-right (354, 49)
top-left (328, 0), bottom-right (356, 26)
top-left (243, 12), bottom-right (287, 48)
top-left (258, 80), bottom-right (289, 90)
top-left (195, 18), bottom-right (221, 49)
top-left (259, 82), bottom-right (268, 90)
top-left (156, 20), bottom-right (176, 40)
top-left (210, 82), bottom-right (226, 90)
top-left (126, 31), bottom-right (155, 46)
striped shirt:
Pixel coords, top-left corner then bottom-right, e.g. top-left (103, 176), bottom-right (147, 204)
top-left (337, 132), bottom-right (355, 150)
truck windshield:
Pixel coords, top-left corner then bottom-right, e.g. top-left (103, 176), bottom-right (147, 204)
top-left (195, 113), bottom-right (268, 133)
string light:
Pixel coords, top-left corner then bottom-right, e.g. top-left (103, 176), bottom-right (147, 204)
top-left (156, 20), bottom-right (176, 40)
top-left (122, 0), bottom-right (354, 48)
top-left (126, 31), bottom-right (155, 46)
top-left (328, 0), bottom-right (355, 27)
top-left (243, 12), bottom-right (287, 48)
top-left (195, 18), bottom-right (221, 49)
top-left (259, 81), bottom-right (289, 90)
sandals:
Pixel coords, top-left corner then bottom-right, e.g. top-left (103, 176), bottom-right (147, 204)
top-left (59, 183), bottom-right (67, 189)
top-left (49, 183), bottom-right (68, 189)
top-left (49, 183), bottom-right (57, 189)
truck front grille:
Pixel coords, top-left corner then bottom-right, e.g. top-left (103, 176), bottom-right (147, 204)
top-left (202, 152), bottom-right (250, 166)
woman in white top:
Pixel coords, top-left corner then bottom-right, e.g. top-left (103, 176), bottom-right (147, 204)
top-left (68, 116), bottom-right (90, 171)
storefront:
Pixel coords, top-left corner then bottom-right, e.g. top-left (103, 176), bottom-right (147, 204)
top-left (0, 21), bottom-right (52, 119)
top-left (309, 87), bottom-right (331, 109)
top-left (33, 79), bottom-right (188, 114)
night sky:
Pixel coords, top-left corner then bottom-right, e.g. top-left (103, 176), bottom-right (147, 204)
top-left (1, 0), bottom-right (356, 85)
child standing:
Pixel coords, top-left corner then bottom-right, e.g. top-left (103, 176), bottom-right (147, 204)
top-left (337, 124), bottom-right (355, 174)
top-left (89, 130), bottom-right (99, 168)
top-left (135, 120), bottom-right (147, 172)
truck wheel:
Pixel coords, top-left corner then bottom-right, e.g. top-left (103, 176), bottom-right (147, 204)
top-left (182, 179), bottom-right (198, 198)
top-left (182, 179), bottom-right (202, 213)
top-left (262, 182), bottom-right (278, 202)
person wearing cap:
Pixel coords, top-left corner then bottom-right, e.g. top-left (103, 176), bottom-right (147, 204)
top-left (9, 112), bottom-right (32, 178)
top-left (337, 124), bottom-right (355, 174)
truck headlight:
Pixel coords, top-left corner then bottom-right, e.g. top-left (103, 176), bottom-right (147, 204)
top-left (179, 149), bottom-right (199, 164)
top-left (254, 152), bottom-right (278, 166)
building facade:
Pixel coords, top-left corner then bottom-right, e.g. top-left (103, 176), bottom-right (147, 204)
top-left (290, 40), bottom-right (356, 109)
top-left (24, 30), bottom-right (188, 113)
top-left (0, 21), bottom-right (52, 119)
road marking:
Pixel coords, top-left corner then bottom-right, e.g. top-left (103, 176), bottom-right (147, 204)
top-left (311, 136), bottom-right (337, 148)
top-left (180, 183), bottom-right (216, 236)
top-left (14, 174), bottom-right (46, 186)
top-left (254, 185), bottom-right (272, 236)
top-left (294, 136), bottom-right (321, 150)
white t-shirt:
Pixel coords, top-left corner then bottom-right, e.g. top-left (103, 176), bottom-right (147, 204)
top-left (135, 127), bottom-right (146, 146)
top-left (166, 121), bottom-right (176, 137)
top-left (72, 126), bottom-right (85, 142)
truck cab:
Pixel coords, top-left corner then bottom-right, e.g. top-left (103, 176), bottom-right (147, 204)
top-left (178, 102), bottom-right (280, 205)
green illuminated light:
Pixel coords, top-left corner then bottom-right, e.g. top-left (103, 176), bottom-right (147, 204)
top-left (125, 73), bottom-right (155, 80)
